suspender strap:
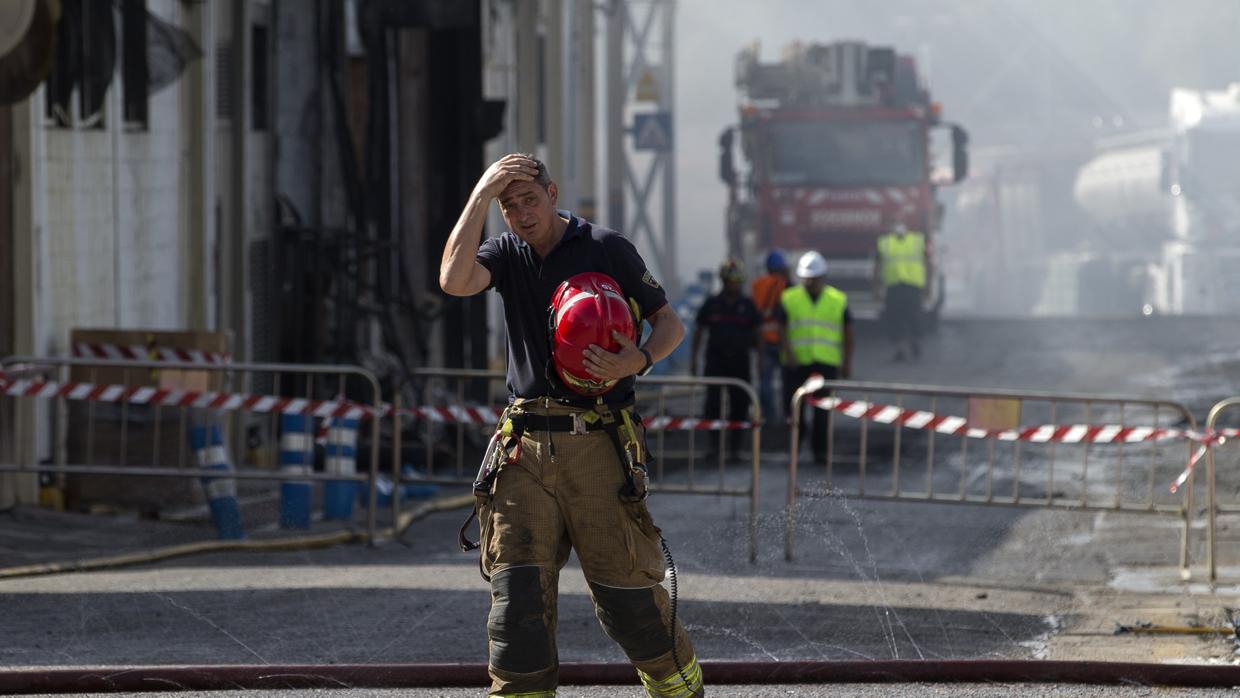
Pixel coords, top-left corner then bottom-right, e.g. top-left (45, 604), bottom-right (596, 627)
top-left (597, 404), bottom-right (649, 502)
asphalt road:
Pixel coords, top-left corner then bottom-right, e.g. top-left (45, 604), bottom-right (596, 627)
top-left (6, 316), bottom-right (1240, 694)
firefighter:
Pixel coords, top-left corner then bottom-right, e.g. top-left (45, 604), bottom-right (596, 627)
top-left (875, 221), bottom-right (927, 361)
top-left (778, 251), bottom-right (854, 462)
top-left (750, 250), bottom-right (791, 423)
top-left (691, 257), bottom-right (762, 460)
top-left (438, 153), bottom-right (703, 698)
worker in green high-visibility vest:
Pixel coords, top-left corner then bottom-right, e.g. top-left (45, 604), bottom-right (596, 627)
top-left (875, 221), bottom-right (927, 361)
top-left (775, 251), bottom-right (854, 462)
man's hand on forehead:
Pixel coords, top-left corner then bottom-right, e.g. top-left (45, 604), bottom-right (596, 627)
top-left (476, 154), bottom-right (541, 200)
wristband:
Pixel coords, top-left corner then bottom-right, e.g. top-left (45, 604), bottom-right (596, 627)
top-left (638, 347), bottom-right (654, 377)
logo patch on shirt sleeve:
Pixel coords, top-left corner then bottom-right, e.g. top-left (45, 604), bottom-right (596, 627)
top-left (642, 270), bottom-right (662, 290)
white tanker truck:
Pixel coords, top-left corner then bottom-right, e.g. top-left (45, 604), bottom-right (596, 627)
top-left (1074, 83), bottom-right (1240, 315)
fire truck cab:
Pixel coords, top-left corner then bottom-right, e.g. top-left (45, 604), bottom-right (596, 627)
top-left (721, 41), bottom-right (969, 319)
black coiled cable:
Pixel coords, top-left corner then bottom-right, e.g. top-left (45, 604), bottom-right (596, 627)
top-left (660, 535), bottom-right (695, 693)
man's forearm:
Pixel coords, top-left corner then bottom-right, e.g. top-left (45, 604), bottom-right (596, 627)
top-left (642, 306), bottom-right (686, 364)
top-left (438, 194), bottom-right (489, 293)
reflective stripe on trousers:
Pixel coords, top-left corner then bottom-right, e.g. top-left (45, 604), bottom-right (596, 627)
top-left (638, 654), bottom-right (705, 697)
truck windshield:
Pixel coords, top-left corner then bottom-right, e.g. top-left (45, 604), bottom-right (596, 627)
top-left (767, 120), bottom-right (924, 186)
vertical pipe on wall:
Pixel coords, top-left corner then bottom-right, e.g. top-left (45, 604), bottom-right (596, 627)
top-left (543, 0), bottom-right (563, 181)
top-left (184, 0), bottom-right (216, 330)
top-left (575, 0), bottom-right (596, 221)
top-left (515, 0), bottom-right (538, 154)
top-left (605, 0), bottom-right (624, 231)
top-left (227, 0), bottom-right (249, 359)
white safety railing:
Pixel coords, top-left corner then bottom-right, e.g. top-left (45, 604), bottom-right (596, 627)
top-left (786, 376), bottom-right (1201, 577)
top-left (0, 356), bottom-right (385, 542)
top-left (1201, 398), bottom-right (1240, 582)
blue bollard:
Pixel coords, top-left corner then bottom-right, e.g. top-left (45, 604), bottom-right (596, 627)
top-left (189, 424), bottom-right (244, 539)
top-left (401, 464), bottom-right (441, 500)
top-left (279, 414), bottom-right (314, 529)
top-left (322, 418), bottom-right (359, 520)
top-left (360, 465), bottom-right (440, 508)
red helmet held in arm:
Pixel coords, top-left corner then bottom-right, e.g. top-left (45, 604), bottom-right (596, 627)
top-left (548, 272), bottom-right (638, 397)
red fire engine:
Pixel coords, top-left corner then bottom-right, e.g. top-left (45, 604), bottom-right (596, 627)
top-left (721, 41), bottom-right (969, 318)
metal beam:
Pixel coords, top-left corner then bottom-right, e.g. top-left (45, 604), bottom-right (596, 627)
top-left (609, 0), bottom-right (677, 294)
top-left (659, 0), bottom-right (677, 295)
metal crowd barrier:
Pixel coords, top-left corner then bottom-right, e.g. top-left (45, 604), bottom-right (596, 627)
top-left (1203, 397), bottom-right (1240, 582)
top-left (402, 368), bottom-right (763, 561)
top-left (786, 378), bottom-right (1200, 577)
top-left (0, 356), bottom-right (384, 542)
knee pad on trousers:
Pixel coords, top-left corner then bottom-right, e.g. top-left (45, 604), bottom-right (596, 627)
top-left (589, 582), bottom-right (673, 662)
top-left (488, 566), bottom-right (552, 674)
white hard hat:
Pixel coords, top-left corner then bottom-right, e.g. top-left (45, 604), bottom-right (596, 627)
top-left (796, 251), bottom-right (828, 279)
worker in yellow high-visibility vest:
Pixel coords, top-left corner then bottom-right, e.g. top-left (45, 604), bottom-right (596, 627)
top-left (875, 222), bottom-right (926, 362)
top-left (776, 251), bottom-right (854, 462)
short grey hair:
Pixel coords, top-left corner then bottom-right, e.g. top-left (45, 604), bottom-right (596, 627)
top-left (514, 152), bottom-right (552, 190)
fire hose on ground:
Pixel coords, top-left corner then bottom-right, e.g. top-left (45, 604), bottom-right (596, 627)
top-left (5, 660), bottom-right (1240, 692)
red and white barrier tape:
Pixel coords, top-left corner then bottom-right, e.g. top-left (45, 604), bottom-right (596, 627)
top-left (807, 396), bottom-right (1233, 444)
top-left (401, 405), bottom-right (504, 423)
top-left (806, 395), bottom-right (1240, 493)
top-left (1173, 435), bottom-right (1229, 494)
top-left (644, 416), bottom-right (752, 431)
top-left (0, 371), bottom-right (750, 431)
top-left (1, 372), bottom-right (371, 420)
top-left (72, 341), bottom-right (231, 365)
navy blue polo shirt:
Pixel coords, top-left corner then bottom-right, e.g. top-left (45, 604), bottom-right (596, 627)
top-left (695, 293), bottom-right (761, 361)
top-left (476, 211), bottom-right (669, 405)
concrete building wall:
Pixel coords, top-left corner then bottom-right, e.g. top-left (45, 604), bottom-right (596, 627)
top-left (1, 0), bottom-right (267, 501)
top-left (40, 0), bottom-right (194, 352)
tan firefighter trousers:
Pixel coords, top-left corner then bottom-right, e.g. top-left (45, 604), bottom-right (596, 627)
top-left (476, 400), bottom-right (703, 697)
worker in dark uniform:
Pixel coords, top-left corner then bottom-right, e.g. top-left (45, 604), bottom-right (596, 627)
top-left (691, 258), bottom-right (761, 460)
top-left (439, 153), bottom-right (703, 698)
top-left (777, 251), bottom-right (854, 462)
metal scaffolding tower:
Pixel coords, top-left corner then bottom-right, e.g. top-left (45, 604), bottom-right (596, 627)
top-left (607, 0), bottom-right (678, 295)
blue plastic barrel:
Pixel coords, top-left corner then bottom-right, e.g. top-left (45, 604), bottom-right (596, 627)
top-left (322, 418), bottom-right (359, 520)
top-left (189, 423), bottom-right (244, 539)
top-left (279, 414), bottom-right (314, 529)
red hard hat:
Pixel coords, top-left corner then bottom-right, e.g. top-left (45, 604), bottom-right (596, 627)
top-left (548, 272), bottom-right (637, 396)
